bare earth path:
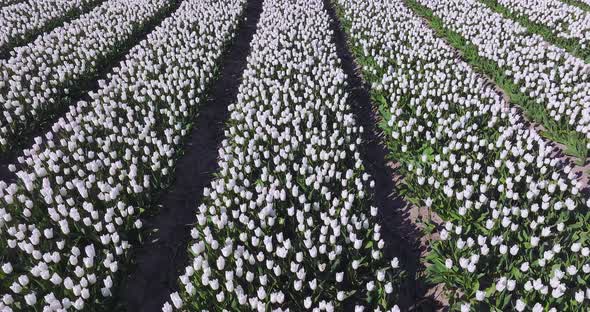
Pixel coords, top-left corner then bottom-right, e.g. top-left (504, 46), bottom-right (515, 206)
top-left (121, 1), bottom-right (263, 311)
top-left (323, 0), bottom-right (444, 310)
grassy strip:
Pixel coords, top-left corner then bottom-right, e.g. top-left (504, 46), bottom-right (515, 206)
top-left (404, 0), bottom-right (589, 164)
top-left (478, 0), bottom-right (589, 62)
top-left (562, 0), bottom-right (590, 11)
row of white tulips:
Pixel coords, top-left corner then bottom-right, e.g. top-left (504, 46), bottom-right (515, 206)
top-left (0, 0), bottom-right (171, 153)
top-left (414, 0), bottom-right (590, 154)
top-left (0, 0), bottom-right (102, 56)
top-left (165, 0), bottom-right (402, 311)
top-left (336, 0), bottom-right (589, 310)
top-left (494, 0), bottom-right (590, 49)
top-left (0, 0), bottom-right (246, 309)
top-left (0, 0), bottom-right (22, 7)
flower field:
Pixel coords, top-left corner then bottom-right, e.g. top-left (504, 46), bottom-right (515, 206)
top-left (0, 0), bottom-right (173, 153)
top-left (164, 0), bottom-right (402, 310)
top-left (0, 0), bottom-right (102, 57)
top-left (409, 0), bottom-right (590, 162)
top-left (0, 0), bottom-right (245, 309)
top-left (0, 0), bottom-right (25, 8)
top-left (336, 0), bottom-right (590, 309)
top-left (0, 0), bottom-right (589, 311)
top-left (500, 0), bottom-right (590, 48)
top-left (480, 0), bottom-right (590, 60)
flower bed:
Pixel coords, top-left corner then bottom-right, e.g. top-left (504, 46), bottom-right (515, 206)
top-left (0, 0), bottom-right (102, 57)
top-left (409, 0), bottom-right (590, 161)
top-left (165, 0), bottom-right (403, 310)
top-left (0, 0), bottom-right (171, 153)
top-left (0, 0), bottom-right (245, 309)
top-left (0, 0), bottom-right (24, 8)
top-left (335, 0), bottom-right (589, 310)
top-left (490, 0), bottom-right (590, 53)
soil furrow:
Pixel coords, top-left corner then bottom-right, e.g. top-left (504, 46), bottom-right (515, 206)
top-left (120, 1), bottom-right (263, 311)
top-left (323, 0), bottom-right (443, 310)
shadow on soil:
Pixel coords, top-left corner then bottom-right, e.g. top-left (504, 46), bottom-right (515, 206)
top-left (324, 0), bottom-right (445, 310)
top-left (121, 1), bottom-right (263, 311)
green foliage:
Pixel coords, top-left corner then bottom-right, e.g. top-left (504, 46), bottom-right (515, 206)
top-left (478, 0), bottom-right (590, 62)
top-left (405, 0), bottom-right (589, 163)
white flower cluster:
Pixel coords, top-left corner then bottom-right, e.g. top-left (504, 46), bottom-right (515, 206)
top-left (496, 0), bottom-right (590, 49)
top-left (0, 0), bottom-right (169, 153)
top-left (0, 0), bottom-right (23, 8)
top-left (416, 0), bottom-right (590, 152)
top-left (338, 0), bottom-right (589, 310)
top-left (165, 0), bottom-right (402, 311)
top-left (0, 0), bottom-right (245, 310)
top-left (0, 0), bottom-right (101, 56)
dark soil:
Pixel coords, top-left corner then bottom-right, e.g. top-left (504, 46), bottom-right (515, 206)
top-left (120, 1), bottom-right (263, 311)
top-left (0, 153), bottom-right (17, 185)
top-left (323, 0), bottom-right (441, 310)
top-left (0, 0), bottom-right (182, 184)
